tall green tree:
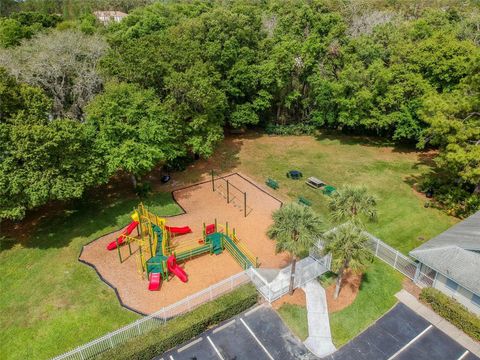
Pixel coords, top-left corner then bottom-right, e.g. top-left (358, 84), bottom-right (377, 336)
top-left (321, 221), bottom-right (373, 298)
top-left (0, 81), bottom-right (103, 220)
top-left (162, 62), bottom-right (227, 157)
top-left (328, 185), bottom-right (377, 225)
top-left (85, 82), bottom-right (183, 188)
top-left (267, 203), bottom-right (323, 294)
top-left (420, 57), bottom-right (480, 189)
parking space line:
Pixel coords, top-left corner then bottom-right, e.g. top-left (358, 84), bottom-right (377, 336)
top-left (207, 335), bottom-right (225, 360)
top-left (387, 325), bottom-right (433, 360)
top-left (458, 350), bottom-right (470, 360)
top-left (169, 356), bottom-right (174, 360)
top-left (177, 337), bottom-right (202, 352)
top-left (240, 318), bottom-right (275, 360)
top-left (212, 319), bottom-right (235, 334)
top-left (245, 305), bottom-right (263, 317)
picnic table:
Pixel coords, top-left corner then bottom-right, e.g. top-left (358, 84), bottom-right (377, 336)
top-left (305, 177), bottom-right (325, 189)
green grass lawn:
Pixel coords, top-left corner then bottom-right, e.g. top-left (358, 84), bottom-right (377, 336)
top-left (0, 132), bottom-right (458, 359)
top-left (0, 193), bottom-right (182, 360)
top-left (276, 303), bottom-right (310, 340)
top-left (217, 133), bottom-right (458, 253)
top-left (278, 260), bottom-right (403, 347)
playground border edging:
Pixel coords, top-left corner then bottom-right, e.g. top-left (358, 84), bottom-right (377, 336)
top-left (77, 171), bottom-right (281, 316)
top-left (78, 231), bottom-right (148, 316)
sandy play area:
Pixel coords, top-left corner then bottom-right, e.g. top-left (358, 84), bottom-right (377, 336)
top-left (80, 173), bottom-right (289, 314)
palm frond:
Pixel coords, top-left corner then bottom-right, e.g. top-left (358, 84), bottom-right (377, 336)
top-left (321, 221), bottom-right (373, 273)
top-left (329, 185), bottom-right (377, 225)
top-left (267, 202), bottom-right (323, 257)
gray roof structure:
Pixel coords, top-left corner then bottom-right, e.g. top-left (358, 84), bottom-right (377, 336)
top-left (410, 211), bottom-right (480, 296)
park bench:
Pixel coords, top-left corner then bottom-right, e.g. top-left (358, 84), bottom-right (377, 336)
top-left (322, 185), bottom-right (336, 196)
top-left (298, 196), bottom-right (312, 206)
top-left (305, 177), bottom-right (325, 189)
top-left (266, 178), bottom-right (279, 190)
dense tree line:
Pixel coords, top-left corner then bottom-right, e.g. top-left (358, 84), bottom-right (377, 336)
top-left (0, 0), bottom-right (479, 220)
top-left (0, 11), bottom-right (61, 46)
top-left (0, 0), bottom-right (153, 18)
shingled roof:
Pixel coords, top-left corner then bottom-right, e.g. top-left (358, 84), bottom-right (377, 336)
top-left (410, 211), bottom-right (480, 296)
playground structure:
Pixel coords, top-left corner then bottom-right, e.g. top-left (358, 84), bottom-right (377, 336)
top-left (81, 173), bottom-right (283, 313)
top-left (108, 203), bottom-right (258, 292)
top-left (211, 170), bottom-right (251, 217)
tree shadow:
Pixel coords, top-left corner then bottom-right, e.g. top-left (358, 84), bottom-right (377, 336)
top-left (315, 130), bottom-right (395, 147)
top-left (358, 272), bottom-right (369, 291)
top-left (403, 151), bottom-right (440, 193)
top-left (1, 190), bottom-right (181, 251)
top-left (0, 133), bottom-right (250, 251)
top-left (314, 130), bottom-right (420, 155)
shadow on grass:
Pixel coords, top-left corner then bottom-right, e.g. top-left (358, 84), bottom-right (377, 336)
top-left (0, 133), bottom-right (249, 252)
top-left (359, 272), bottom-right (369, 291)
top-left (403, 152), bottom-right (442, 194)
top-left (315, 130), bottom-right (419, 155)
top-left (1, 191), bottom-right (182, 252)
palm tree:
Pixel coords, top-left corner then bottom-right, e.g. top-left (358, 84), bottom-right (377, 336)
top-left (267, 202), bottom-right (323, 295)
top-left (322, 221), bottom-right (373, 299)
top-left (329, 185), bottom-right (377, 225)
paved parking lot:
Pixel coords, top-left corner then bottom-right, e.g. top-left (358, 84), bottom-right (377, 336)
top-left (157, 302), bottom-right (478, 360)
top-left (325, 303), bottom-right (479, 360)
top-left (157, 304), bottom-right (312, 360)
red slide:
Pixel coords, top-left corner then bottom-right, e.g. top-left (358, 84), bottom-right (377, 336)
top-left (165, 226), bottom-right (192, 235)
top-left (167, 255), bottom-right (188, 283)
top-left (148, 272), bottom-right (161, 291)
top-left (107, 221), bottom-right (139, 250)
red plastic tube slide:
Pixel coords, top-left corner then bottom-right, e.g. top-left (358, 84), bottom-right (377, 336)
top-left (167, 255), bottom-right (188, 283)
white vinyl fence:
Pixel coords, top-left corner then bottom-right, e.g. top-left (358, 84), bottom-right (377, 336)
top-left (52, 227), bottom-right (432, 360)
top-left (311, 226), bottom-right (435, 288)
top-left (52, 271), bottom-right (250, 360)
top-left (364, 232), bottom-right (435, 287)
top-left (247, 254), bottom-right (331, 303)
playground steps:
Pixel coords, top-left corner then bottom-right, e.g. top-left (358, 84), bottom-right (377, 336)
top-left (229, 234), bottom-right (257, 266)
top-left (223, 235), bottom-right (255, 270)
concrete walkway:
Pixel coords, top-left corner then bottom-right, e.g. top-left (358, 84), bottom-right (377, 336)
top-left (302, 280), bottom-right (336, 358)
top-left (396, 289), bottom-right (480, 357)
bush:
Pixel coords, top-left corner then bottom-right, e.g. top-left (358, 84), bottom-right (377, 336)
top-left (265, 123), bottom-right (316, 136)
top-left (96, 284), bottom-right (258, 360)
top-left (420, 287), bottom-right (480, 341)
